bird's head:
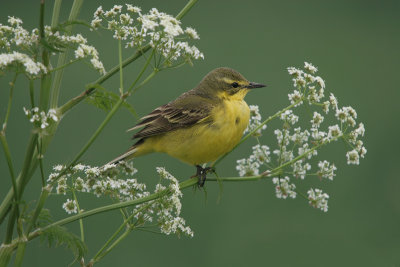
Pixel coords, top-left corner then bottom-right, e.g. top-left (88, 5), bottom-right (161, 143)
top-left (196, 67), bottom-right (266, 100)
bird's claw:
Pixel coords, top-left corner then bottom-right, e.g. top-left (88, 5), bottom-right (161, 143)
top-left (191, 165), bottom-right (215, 187)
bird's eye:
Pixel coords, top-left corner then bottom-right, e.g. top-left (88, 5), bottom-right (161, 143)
top-left (231, 82), bottom-right (239, 88)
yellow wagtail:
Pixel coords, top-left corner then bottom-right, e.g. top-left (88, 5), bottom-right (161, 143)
top-left (108, 67), bottom-right (266, 186)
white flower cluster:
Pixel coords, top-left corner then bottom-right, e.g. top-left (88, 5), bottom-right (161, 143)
top-left (153, 167), bottom-right (193, 237)
top-left (0, 16), bottom-right (44, 76)
top-left (0, 16), bottom-right (105, 76)
top-left (236, 62), bottom-right (366, 212)
top-left (236, 144), bottom-right (270, 177)
top-left (52, 163), bottom-right (193, 237)
top-left (280, 110), bottom-right (298, 125)
top-left (307, 188), bottom-right (329, 212)
top-left (91, 5), bottom-right (203, 66)
top-left (244, 105), bottom-right (267, 136)
top-left (62, 199), bottom-right (78, 214)
top-left (74, 43), bottom-right (105, 74)
top-left (0, 16), bottom-right (38, 50)
top-left (43, 26), bottom-right (105, 74)
top-left (23, 107), bottom-right (58, 129)
top-left (272, 177), bottom-right (296, 199)
top-left (287, 62), bottom-right (366, 157)
top-left (0, 51), bottom-right (47, 75)
top-left (317, 160), bottom-right (337, 180)
top-left (51, 162), bottom-right (145, 202)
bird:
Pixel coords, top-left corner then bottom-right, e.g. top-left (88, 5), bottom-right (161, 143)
top-left (108, 67), bottom-right (266, 186)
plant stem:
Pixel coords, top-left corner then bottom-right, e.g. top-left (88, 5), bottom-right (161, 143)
top-left (39, 0), bottom-right (51, 111)
top-left (118, 40), bottom-right (124, 95)
top-left (13, 238), bottom-right (27, 267)
top-left (131, 69), bottom-right (157, 95)
top-left (0, 135), bottom-right (18, 209)
top-left (25, 186), bottom-right (51, 234)
top-left (91, 203), bottom-right (151, 264)
top-left (50, 0), bottom-right (84, 108)
top-left (0, 244), bottom-right (13, 266)
top-left (176, 0), bottom-right (198, 20)
top-left (17, 134), bottom-right (38, 198)
top-left (93, 229), bottom-right (131, 264)
top-left (127, 49), bottom-right (155, 92)
top-left (37, 138), bottom-right (45, 186)
top-left (50, 0), bottom-right (62, 27)
top-left (29, 80), bottom-right (35, 108)
top-left (72, 190), bottom-right (85, 242)
top-left (2, 73), bottom-right (18, 131)
top-left (3, 134), bottom-right (37, 245)
top-left (48, 59), bottom-right (80, 73)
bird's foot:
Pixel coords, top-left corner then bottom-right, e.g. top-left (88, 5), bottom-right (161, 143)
top-left (191, 165), bottom-right (215, 187)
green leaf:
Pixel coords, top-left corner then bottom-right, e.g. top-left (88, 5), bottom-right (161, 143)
top-left (40, 225), bottom-right (87, 260)
top-left (40, 38), bottom-right (65, 53)
top-left (54, 19), bottom-right (94, 32)
top-left (86, 85), bottom-right (138, 118)
top-left (37, 209), bottom-right (87, 260)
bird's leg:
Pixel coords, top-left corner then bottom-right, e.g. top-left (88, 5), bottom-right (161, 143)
top-left (192, 165), bottom-right (215, 187)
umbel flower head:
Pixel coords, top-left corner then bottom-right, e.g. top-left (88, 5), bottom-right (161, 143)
top-left (50, 162), bottom-right (193, 238)
top-left (0, 16), bottom-right (106, 76)
top-left (91, 4), bottom-right (203, 66)
top-left (236, 62), bottom-right (367, 212)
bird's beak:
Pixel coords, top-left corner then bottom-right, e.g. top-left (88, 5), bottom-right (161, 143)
top-left (247, 82), bottom-right (266, 89)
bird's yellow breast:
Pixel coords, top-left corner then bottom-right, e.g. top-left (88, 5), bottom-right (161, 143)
top-left (141, 98), bottom-right (250, 165)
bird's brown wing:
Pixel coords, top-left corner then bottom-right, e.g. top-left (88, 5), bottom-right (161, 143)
top-left (127, 94), bottom-right (215, 140)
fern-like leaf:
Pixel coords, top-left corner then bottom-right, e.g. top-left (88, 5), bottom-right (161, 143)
top-left (37, 209), bottom-right (87, 261)
top-left (86, 84), bottom-right (138, 117)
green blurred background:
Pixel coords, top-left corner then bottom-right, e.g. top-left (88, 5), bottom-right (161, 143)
top-left (1, 0), bottom-right (399, 266)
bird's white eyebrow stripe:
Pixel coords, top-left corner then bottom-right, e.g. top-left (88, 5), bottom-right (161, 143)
top-left (220, 77), bottom-right (234, 83)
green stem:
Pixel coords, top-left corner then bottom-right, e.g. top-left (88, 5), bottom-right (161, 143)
top-left (0, 244), bottom-right (13, 266)
top-left (25, 186), bottom-right (51, 234)
top-left (3, 135), bottom-right (37, 244)
top-left (50, 0), bottom-right (84, 108)
top-left (2, 73), bottom-right (18, 131)
top-left (118, 40), bottom-right (124, 95)
top-left (93, 229), bottom-right (131, 264)
top-left (0, 74), bottom-right (19, 221)
top-left (48, 59), bottom-right (80, 74)
top-left (176, 0), bottom-right (198, 20)
top-left (91, 203), bottom-right (151, 264)
top-left (37, 138), bottom-right (45, 186)
top-left (29, 80), bottom-right (35, 108)
top-left (131, 69), bottom-right (157, 95)
top-left (127, 49), bottom-right (155, 92)
top-left (4, 206), bottom-right (17, 244)
top-left (0, 135), bottom-right (18, 208)
top-left (50, 0), bottom-right (62, 27)
top-left (17, 134), bottom-right (38, 197)
top-left (212, 99), bottom-right (304, 167)
top-left (39, 0), bottom-right (51, 111)
top-left (13, 238), bottom-right (27, 267)
top-left (72, 190), bottom-right (85, 242)
top-left (69, 99), bottom-right (124, 167)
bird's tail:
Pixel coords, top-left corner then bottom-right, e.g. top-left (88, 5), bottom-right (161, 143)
top-left (105, 146), bottom-right (138, 166)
